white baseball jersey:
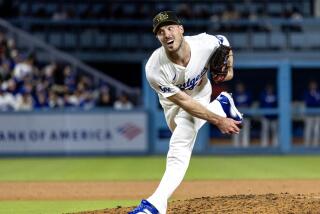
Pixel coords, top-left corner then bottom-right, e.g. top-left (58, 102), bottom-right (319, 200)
top-left (145, 33), bottom-right (229, 130)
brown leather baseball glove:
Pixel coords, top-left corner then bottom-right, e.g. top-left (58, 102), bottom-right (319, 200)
top-left (209, 44), bottom-right (232, 83)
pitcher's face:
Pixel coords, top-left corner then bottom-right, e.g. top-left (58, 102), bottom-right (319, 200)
top-left (156, 25), bottom-right (184, 52)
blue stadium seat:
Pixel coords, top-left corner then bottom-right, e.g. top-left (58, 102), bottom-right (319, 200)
top-left (230, 33), bottom-right (248, 49)
top-left (125, 34), bottom-right (139, 48)
top-left (110, 33), bottom-right (123, 49)
top-left (306, 33), bottom-right (320, 49)
top-left (64, 33), bottom-right (77, 48)
top-left (141, 34), bottom-right (156, 49)
top-left (80, 31), bottom-right (94, 48)
top-left (290, 32), bottom-right (305, 49)
top-left (94, 33), bottom-right (107, 48)
top-left (270, 32), bottom-right (286, 49)
top-left (48, 33), bottom-right (62, 47)
top-left (252, 33), bottom-right (268, 49)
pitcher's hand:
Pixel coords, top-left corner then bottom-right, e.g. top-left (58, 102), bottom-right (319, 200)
top-left (216, 117), bottom-right (241, 135)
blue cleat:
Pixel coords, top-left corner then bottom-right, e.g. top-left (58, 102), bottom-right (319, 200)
top-left (128, 199), bottom-right (159, 214)
top-left (217, 92), bottom-right (243, 123)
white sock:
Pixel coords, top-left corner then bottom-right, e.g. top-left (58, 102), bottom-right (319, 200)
top-left (207, 99), bottom-right (227, 117)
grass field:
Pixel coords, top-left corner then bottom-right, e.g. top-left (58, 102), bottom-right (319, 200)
top-left (1, 155), bottom-right (320, 214)
top-left (0, 200), bottom-right (139, 214)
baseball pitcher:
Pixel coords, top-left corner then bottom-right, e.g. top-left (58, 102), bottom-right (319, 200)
top-left (129, 11), bottom-right (243, 214)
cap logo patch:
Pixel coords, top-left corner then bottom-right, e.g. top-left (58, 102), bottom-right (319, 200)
top-left (156, 13), bottom-right (169, 22)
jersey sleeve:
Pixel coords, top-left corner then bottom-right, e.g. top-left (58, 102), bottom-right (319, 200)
top-left (215, 34), bottom-right (231, 46)
top-left (145, 63), bottom-right (180, 98)
top-left (200, 33), bottom-right (231, 48)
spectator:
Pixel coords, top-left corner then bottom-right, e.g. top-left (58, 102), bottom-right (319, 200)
top-left (3, 79), bottom-right (19, 95)
top-left (13, 52), bottom-right (36, 82)
top-left (34, 91), bottom-right (49, 109)
top-left (52, 5), bottom-right (69, 20)
top-left (303, 80), bottom-right (320, 147)
top-left (222, 4), bottom-right (240, 21)
top-left (68, 90), bottom-right (84, 108)
top-left (259, 84), bottom-right (278, 147)
top-left (0, 60), bottom-right (11, 81)
top-left (281, 6), bottom-right (303, 32)
top-left (220, 4), bottom-right (241, 32)
top-left (0, 31), bottom-right (136, 112)
top-left (15, 90), bottom-right (33, 111)
top-left (114, 92), bottom-right (133, 110)
top-left (176, 3), bottom-right (193, 19)
top-left (0, 87), bottom-right (16, 111)
top-left (48, 90), bottom-right (63, 108)
top-left (63, 65), bottom-right (77, 92)
top-left (96, 86), bottom-right (113, 107)
top-left (80, 90), bottom-right (95, 110)
top-left (232, 82), bottom-right (252, 148)
top-left (52, 63), bottom-right (67, 95)
top-left (0, 32), bottom-right (18, 69)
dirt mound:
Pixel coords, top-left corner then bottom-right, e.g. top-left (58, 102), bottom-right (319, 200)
top-left (1, 181), bottom-right (320, 213)
top-left (77, 193), bottom-right (320, 214)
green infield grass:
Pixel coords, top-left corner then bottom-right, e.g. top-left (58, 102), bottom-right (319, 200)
top-left (0, 200), bottom-right (138, 214)
top-left (1, 155), bottom-right (320, 214)
top-left (1, 156), bottom-right (320, 181)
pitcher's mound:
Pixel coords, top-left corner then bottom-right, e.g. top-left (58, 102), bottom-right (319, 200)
top-left (77, 193), bottom-right (320, 214)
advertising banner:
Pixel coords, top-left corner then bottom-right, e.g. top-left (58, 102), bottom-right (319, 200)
top-left (0, 111), bottom-right (148, 155)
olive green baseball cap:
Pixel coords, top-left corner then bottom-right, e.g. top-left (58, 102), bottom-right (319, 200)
top-left (153, 11), bottom-right (181, 34)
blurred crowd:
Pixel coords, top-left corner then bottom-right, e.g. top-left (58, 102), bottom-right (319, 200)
top-left (0, 1), bottom-right (307, 22)
top-left (0, 32), bottom-right (134, 112)
top-left (0, 1), bottom-right (306, 34)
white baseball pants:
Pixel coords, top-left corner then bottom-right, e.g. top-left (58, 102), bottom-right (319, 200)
top-left (148, 99), bottom-right (226, 214)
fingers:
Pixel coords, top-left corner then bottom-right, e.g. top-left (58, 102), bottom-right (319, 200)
top-left (222, 128), bottom-right (239, 135)
top-left (229, 119), bottom-right (241, 134)
top-left (232, 120), bottom-right (241, 133)
top-left (234, 120), bottom-right (243, 129)
top-left (232, 124), bottom-right (240, 134)
top-left (220, 119), bottom-right (241, 135)
top-left (227, 124), bottom-right (240, 135)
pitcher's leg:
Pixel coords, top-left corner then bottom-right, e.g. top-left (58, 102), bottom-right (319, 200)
top-left (147, 93), bottom-right (243, 213)
top-left (196, 92), bottom-right (243, 129)
top-left (195, 99), bottom-right (227, 129)
top-left (148, 118), bottom-right (197, 213)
